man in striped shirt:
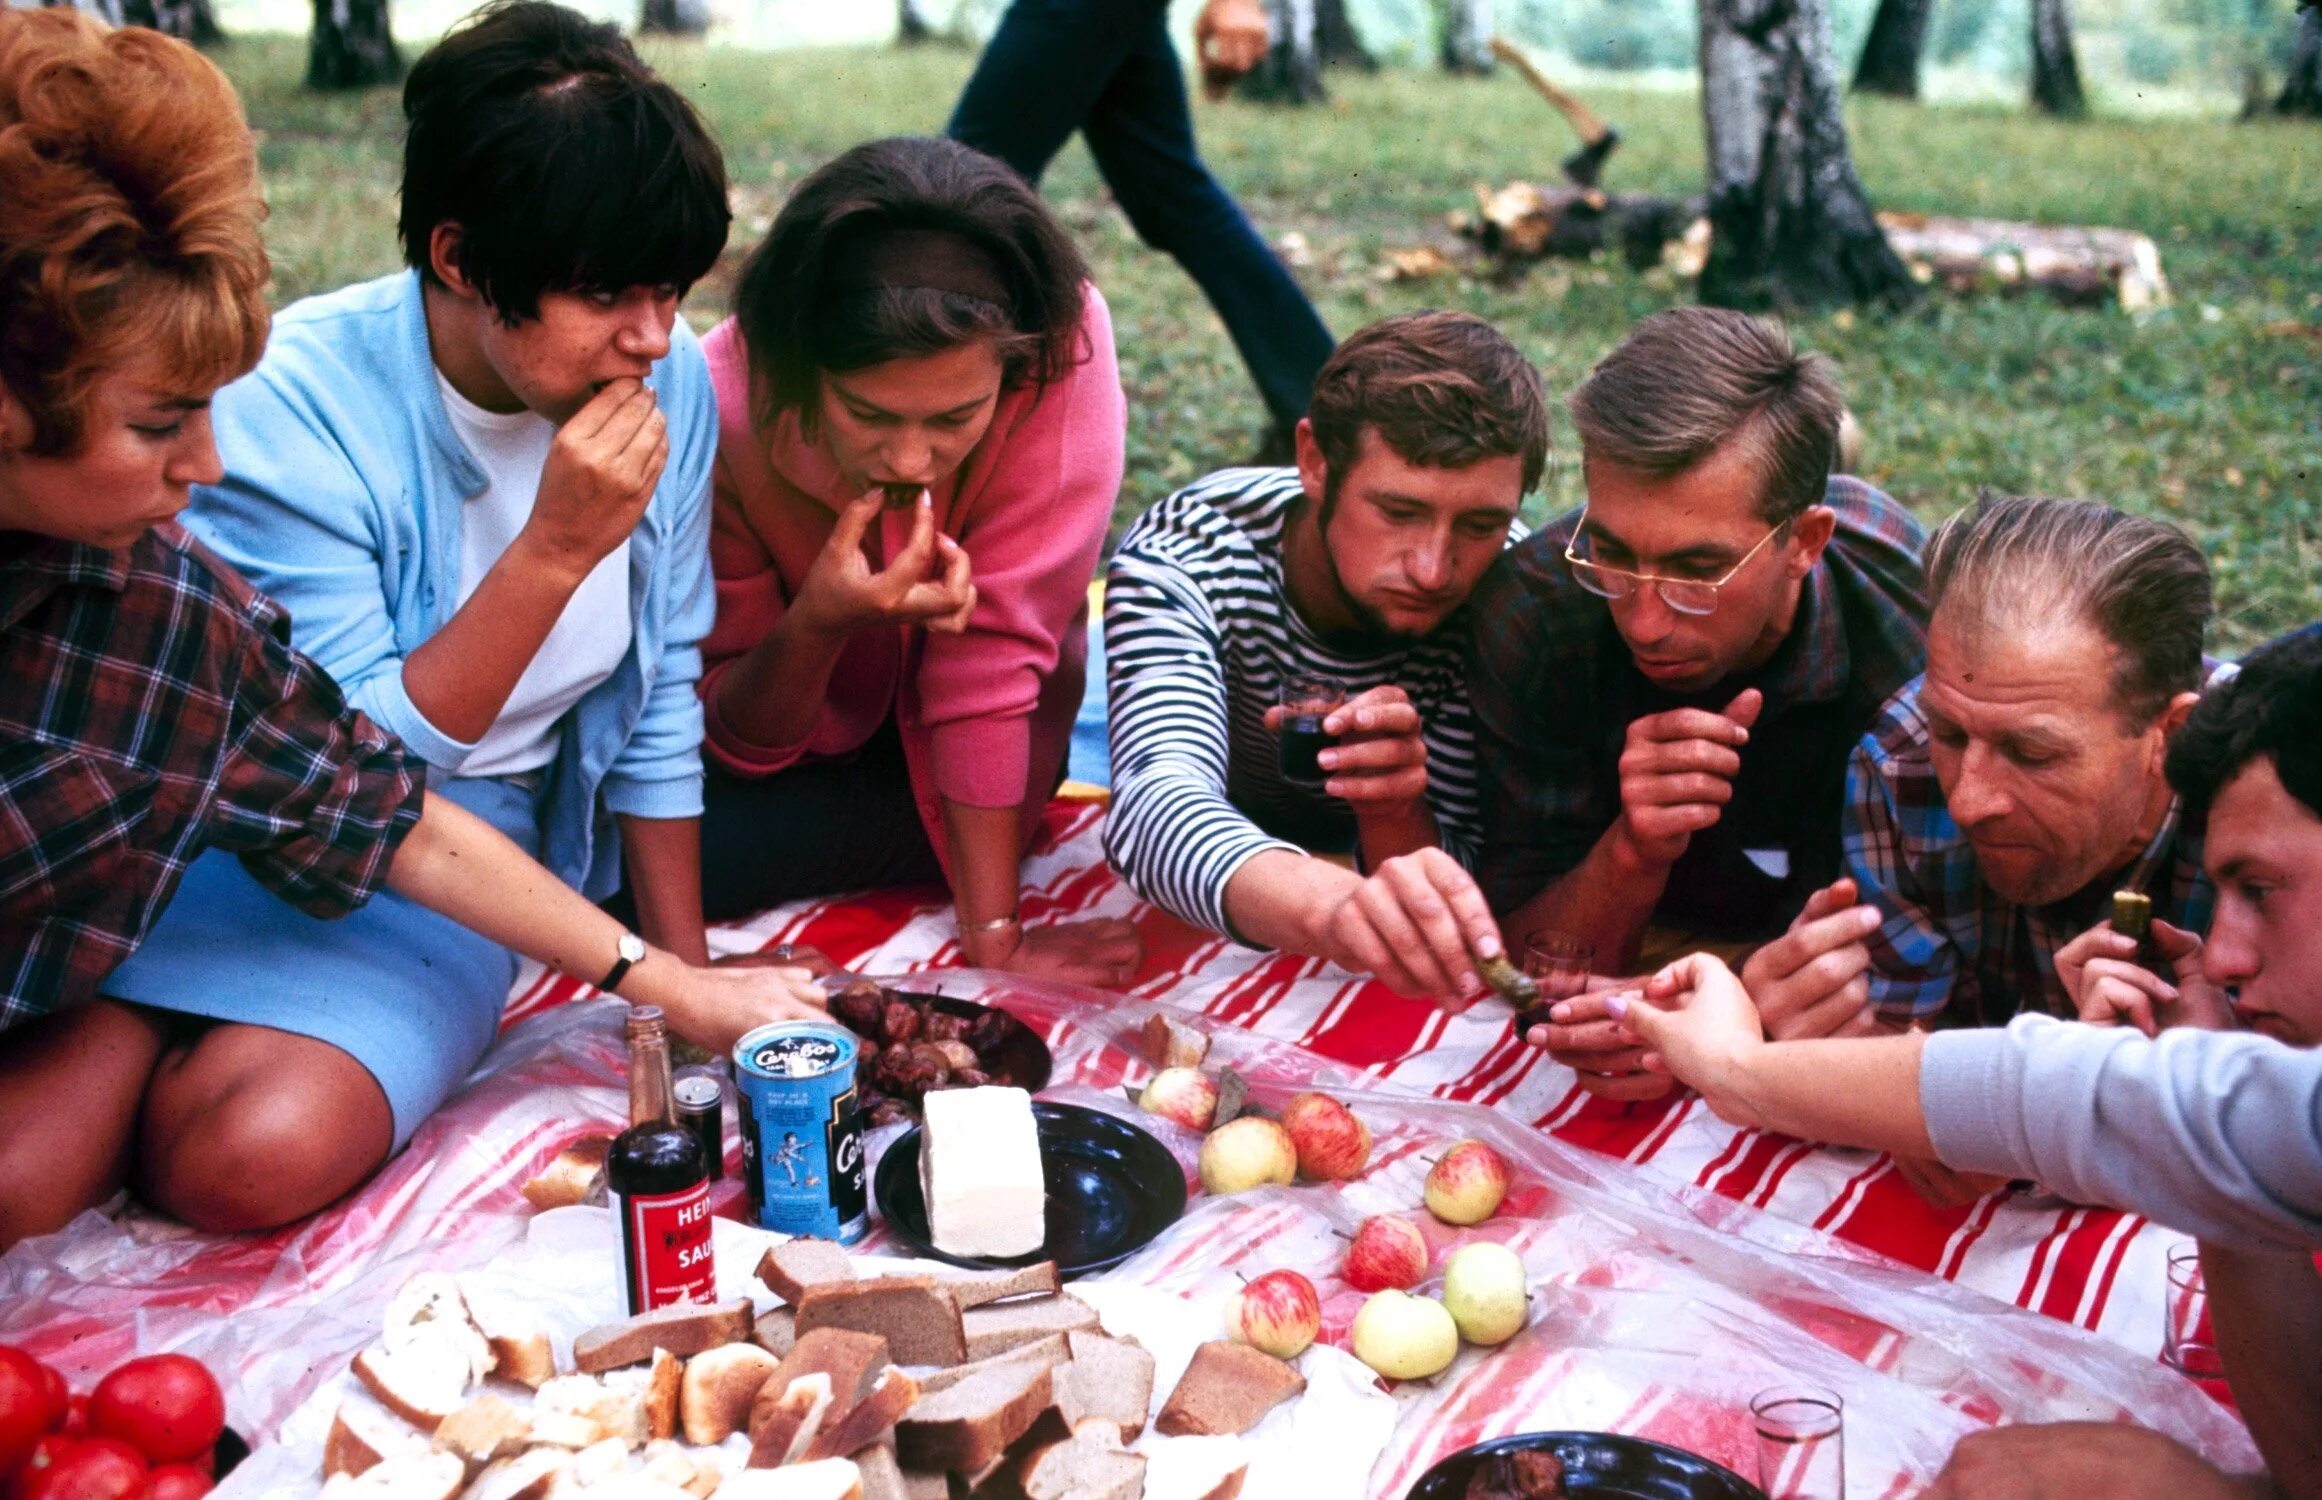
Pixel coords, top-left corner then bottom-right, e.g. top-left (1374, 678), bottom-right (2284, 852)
top-left (1103, 313), bottom-right (1545, 999)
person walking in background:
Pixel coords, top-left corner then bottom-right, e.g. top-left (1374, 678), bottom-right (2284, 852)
top-left (948, 0), bottom-right (1337, 459)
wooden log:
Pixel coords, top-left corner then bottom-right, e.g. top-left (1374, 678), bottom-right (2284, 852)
top-left (1874, 212), bottom-right (2170, 310)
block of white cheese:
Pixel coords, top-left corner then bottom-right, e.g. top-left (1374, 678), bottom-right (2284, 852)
top-left (920, 1085), bottom-right (1047, 1258)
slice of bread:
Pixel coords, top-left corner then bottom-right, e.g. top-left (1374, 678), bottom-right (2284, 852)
top-left (326, 1398), bottom-right (425, 1479)
top-left (894, 1359), bottom-right (1053, 1474)
top-left (482, 1332), bottom-right (555, 1391)
top-left (457, 1447), bottom-right (566, 1500)
top-left (1139, 1014), bottom-right (1210, 1071)
top-left (937, 1264), bottom-right (1062, 1310)
top-left (746, 1327), bottom-right (891, 1464)
top-left (915, 1336), bottom-right (1070, 1400)
top-left (523, 1410), bottom-right (603, 1450)
top-left (745, 1373), bottom-right (835, 1471)
top-left (1000, 1420), bottom-right (1147, 1500)
top-left (961, 1297), bottom-right (1100, 1361)
top-left (352, 1341), bottom-right (473, 1429)
top-left (1053, 1333), bottom-right (1154, 1443)
top-left (680, 1344), bottom-right (782, 1446)
top-left (384, 1274), bottom-right (494, 1387)
top-left (574, 1300), bottom-right (756, 1374)
top-left (800, 1367), bottom-right (918, 1463)
top-left (432, 1394), bottom-right (532, 1471)
top-left (848, 1442), bottom-right (910, 1500)
top-left (1152, 1343), bottom-right (1303, 1438)
top-left (645, 1349), bottom-right (681, 1443)
top-left (320, 1450), bottom-right (467, 1500)
top-left (796, 1279), bottom-right (966, 1367)
top-left (708, 1460), bottom-right (864, 1500)
top-left (752, 1308), bottom-right (797, 1360)
top-left (756, 1240), bottom-right (857, 1306)
top-left (535, 1373), bottom-right (647, 1450)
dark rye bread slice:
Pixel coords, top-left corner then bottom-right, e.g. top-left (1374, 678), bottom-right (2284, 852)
top-left (966, 1412), bottom-right (1147, 1500)
top-left (914, 1335), bottom-right (1070, 1399)
top-left (961, 1295), bottom-right (1100, 1360)
top-left (572, 1298), bottom-right (755, 1373)
top-left (747, 1328), bottom-right (892, 1467)
top-left (1153, 1341), bottom-right (1304, 1437)
top-left (1053, 1331), bottom-right (1155, 1442)
top-left (802, 1366), bottom-right (919, 1462)
top-left (938, 1263), bottom-right (1061, 1310)
top-left (757, 1238), bottom-right (858, 1305)
top-left (894, 1358), bottom-right (1053, 1474)
top-left (797, 1277), bottom-right (967, 1366)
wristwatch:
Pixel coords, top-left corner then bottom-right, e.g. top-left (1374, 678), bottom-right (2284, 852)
top-left (598, 931), bottom-right (647, 993)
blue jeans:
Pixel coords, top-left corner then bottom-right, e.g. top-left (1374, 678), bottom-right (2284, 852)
top-left (948, 0), bottom-right (1336, 432)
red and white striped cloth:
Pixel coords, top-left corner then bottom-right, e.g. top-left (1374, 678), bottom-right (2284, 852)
top-left (0, 801), bottom-right (2255, 1496)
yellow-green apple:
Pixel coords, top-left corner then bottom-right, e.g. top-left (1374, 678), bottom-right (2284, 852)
top-left (1280, 1092), bottom-right (1372, 1180)
top-left (1138, 1068), bottom-right (1220, 1132)
top-left (1341, 1214), bottom-right (1429, 1292)
top-left (1225, 1270), bottom-right (1321, 1358)
top-left (1423, 1139), bottom-right (1509, 1226)
top-left (1441, 1242), bottom-right (1529, 1345)
top-left (1349, 1290), bottom-right (1460, 1380)
top-left (1198, 1116), bottom-right (1298, 1194)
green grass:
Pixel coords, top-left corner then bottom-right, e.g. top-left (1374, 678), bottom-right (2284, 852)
top-left (221, 36), bottom-right (2321, 647)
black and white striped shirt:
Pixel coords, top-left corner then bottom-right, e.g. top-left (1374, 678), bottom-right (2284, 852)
top-left (1101, 467), bottom-right (1512, 936)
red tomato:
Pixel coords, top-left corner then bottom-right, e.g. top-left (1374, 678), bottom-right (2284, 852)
top-left (13, 1439), bottom-right (145, 1500)
top-left (8, 1435), bottom-right (77, 1500)
top-left (133, 1466), bottom-right (207, 1500)
top-left (0, 1349), bottom-right (65, 1481)
top-left (86, 1362), bottom-right (220, 1467)
top-left (52, 1408), bottom-right (83, 1443)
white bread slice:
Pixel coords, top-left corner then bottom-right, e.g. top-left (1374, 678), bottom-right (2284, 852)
top-left (745, 1329), bottom-right (889, 1467)
top-left (321, 1450), bottom-right (468, 1500)
top-left (645, 1350), bottom-right (681, 1444)
top-left (566, 1437), bottom-right (631, 1489)
top-left (354, 1341), bottom-right (475, 1429)
top-left (638, 1441), bottom-right (705, 1495)
top-left (485, 1331), bottom-right (556, 1391)
top-left (433, 1394), bottom-right (534, 1471)
top-left (536, 1373), bottom-right (647, 1450)
top-left (709, 1460), bottom-right (863, 1500)
top-left (385, 1274), bottom-right (496, 1386)
top-left (679, 1345), bottom-right (781, 1446)
top-left (327, 1397), bottom-right (427, 1478)
top-left (460, 1448), bottom-right (568, 1500)
top-left (526, 1411), bottom-right (604, 1451)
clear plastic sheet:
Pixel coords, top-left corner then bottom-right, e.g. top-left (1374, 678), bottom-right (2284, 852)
top-left (0, 971), bottom-right (2257, 1497)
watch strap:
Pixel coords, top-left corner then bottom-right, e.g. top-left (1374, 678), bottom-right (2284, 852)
top-left (598, 933), bottom-right (645, 993)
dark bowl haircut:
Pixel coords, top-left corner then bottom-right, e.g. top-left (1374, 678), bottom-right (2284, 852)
top-left (397, 0), bottom-right (730, 322)
top-left (733, 136), bottom-right (1090, 430)
top-left (2166, 625), bottom-right (2322, 821)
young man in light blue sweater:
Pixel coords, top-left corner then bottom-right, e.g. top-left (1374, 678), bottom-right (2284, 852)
top-left (1609, 623), bottom-right (2322, 1499)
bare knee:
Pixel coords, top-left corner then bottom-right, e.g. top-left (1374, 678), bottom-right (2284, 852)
top-left (0, 1001), bottom-right (166, 1250)
top-left (139, 1036), bottom-right (392, 1234)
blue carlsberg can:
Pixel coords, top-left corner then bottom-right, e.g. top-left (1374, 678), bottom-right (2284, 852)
top-left (733, 1020), bottom-right (869, 1243)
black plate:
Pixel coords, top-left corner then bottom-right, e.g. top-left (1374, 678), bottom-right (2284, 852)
top-left (1407, 1432), bottom-right (1767, 1500)
top-left (874, 1101), bottom-right (1188, 1279)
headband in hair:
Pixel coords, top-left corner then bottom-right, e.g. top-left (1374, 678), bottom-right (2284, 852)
top-left (828, 227), bottom-right (1010, 306)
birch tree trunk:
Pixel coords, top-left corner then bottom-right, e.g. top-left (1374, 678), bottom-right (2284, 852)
top-left (1441, 0), bottom-right (1493, 74)
top-left (109, 0), bottom-right (222, 44)
top-left (639, 0), bottom-right (709, 36)
top-left (1698, 0), bottom-right (1919, 310)
top-left (1851, 0), bottom-right (1930, 97)
top-left (305, 0), bottom-right (398, 89)
top-left (2029, 0), bottom-right (2086, 117)
top-left (2281, 4), bottom-right (2322, 116)
top-left (1316, 0), bottom-right (1374, 70)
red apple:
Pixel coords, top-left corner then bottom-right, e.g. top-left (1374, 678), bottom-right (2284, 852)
top-left (1197, 1117), bottom-right (1299, 1194)
top-left (1341, 1214), bottom-right (1429, 1292)
top-left (1423, 1139), bottom-right (1510, 1226)
top-left (1280, 1092), bottom-right (1372, 1181)
top-left (1224, 1269), bottom-right (1321, 1359)
top-left (1137, 1068), bottom-right (1220, 1132)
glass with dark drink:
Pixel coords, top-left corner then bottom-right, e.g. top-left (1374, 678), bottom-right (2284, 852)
top-left (1277, 676), bottom-right (1345, 784)
top-left (608, 1005), bottom-right (715, 1314)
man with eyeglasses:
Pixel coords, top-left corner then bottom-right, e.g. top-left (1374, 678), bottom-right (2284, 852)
top-left (1465, 308), bottom-right (1927, 1095)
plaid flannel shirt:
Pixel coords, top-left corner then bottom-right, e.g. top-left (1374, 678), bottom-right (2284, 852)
top-left (0, 525), bottom-right (424, 1032)
top-left (1467, 477), bottom-right (1929, 939)
top-left (1847, 677), bottom-right (2214, 1028)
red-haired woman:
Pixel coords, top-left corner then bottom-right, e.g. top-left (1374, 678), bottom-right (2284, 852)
top-left (0, 8), bottom-right (821, 1248)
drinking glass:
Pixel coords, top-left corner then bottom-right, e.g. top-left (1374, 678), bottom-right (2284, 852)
top-left (1276, 677), bottom-right (1346, 784)
top-left (2163, 1244), bottom-right (2223, 1379)
top-left (1516, 930), bottom-right (1596, 1031)
top-left (1752, 1384), bottom-right (1845, 1500)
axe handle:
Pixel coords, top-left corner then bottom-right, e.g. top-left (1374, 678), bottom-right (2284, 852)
top-left (1488, 35), bottom-right (1611, 145)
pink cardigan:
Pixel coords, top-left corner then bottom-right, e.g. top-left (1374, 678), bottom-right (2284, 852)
top-left (696, 290), bottom-right (1124, 874)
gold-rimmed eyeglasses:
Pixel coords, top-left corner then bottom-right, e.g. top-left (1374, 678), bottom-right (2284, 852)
top-left (1562, 508), bottom-right (1789, 617)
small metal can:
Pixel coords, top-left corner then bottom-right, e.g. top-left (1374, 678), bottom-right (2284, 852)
top-left (671, 1066), bottom-right (725, 1182)
top-left (733, 1021), bottom-right (868, 1243)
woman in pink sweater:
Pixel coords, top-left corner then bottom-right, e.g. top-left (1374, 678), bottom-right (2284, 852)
top-left (696, 137), bottom-right (1140, 987)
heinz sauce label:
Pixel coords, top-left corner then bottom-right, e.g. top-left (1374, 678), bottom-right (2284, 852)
top-left (619, 1182), bottom-right (716, 1312)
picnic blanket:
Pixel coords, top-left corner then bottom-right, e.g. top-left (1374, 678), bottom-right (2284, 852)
top-left (0, 800), bottom-right (2256, 1496)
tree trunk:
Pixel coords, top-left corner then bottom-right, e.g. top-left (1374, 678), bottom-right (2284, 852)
top-left (111, 0), bottom-right (224, 44)
top-left (1241, 0), bottom-right (1326, 103)
top-left (306, 0), bottom-right (399, 90)
top-left (896, 0), bottom-right (936, 45)
top-left (1851, 0), bottom-right (1930, 97)
top-left (2029, 0), bottom-right (2086, 118)
top-left (2280, 5), bottom-right (2322, 117)
top-left (1441, 0), bottom-right (1494, 74)
top-left (1315, 0), bottom-right (1375, 71)
top-left (1697, 0), bottom-right (1919, 311)
top-left (640, 0), bottom-right (709, 36)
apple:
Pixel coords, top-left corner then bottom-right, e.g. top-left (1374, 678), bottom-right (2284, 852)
top-left (1423, 1139), bottom-right (1510, 1226)
top-left (1280, 1092), bottom-right (1372, 1180)
top-left (1441, 1242), bottom-right (1529, 1346)
top-left (1197, 1117), bottom-right (1299, 1195)
top-left (1225, 1270), bottom-right (1321, 1359)
top-left (1349, 1290), bottom-right (1460, 1380)
top-left (1138, 1068), bottom-right (1220, 1132)
top-left (1341, 1215), bottom-right (1429, 1292)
